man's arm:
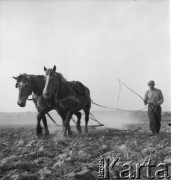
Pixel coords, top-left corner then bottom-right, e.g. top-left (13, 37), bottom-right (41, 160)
top-left (144, 91), bottom-right (149, 105)
top-left (157, 90), bottom-right (164, 105)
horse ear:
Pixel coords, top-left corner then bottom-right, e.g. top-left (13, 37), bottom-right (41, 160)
top-left (12, 76), bottom-right (18, 80)
top-left (13, 76), bottom-right (19, 88)
top-left (53, 65), bottom-right (56, 72)
top-left (44, 66), bottom-right (47, 72)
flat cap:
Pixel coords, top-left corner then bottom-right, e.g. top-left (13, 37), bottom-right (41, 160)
top-left (148, 80), bottom-right (155, 85)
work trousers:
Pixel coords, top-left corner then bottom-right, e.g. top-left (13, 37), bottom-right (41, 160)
top-left (148, 105), bottom-right (161, 134)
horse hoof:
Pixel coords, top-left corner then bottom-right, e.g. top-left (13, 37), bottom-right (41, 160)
top-left (36, 133), bottom-right (43, 137)
top-left (63, 133), bottom-right (67, 138)
top-left (68, 131), bottom-right (73, 136)
top-left (78, 129), bottom-right (82, 134)
top-left (77, 126), bottom-right (82, 134)
top-left (44, 130), bottom-right (50, 136)
top-left (44, 132), bottom-right (50, 136)
top-left (36, 128), bottom-right (42, 136)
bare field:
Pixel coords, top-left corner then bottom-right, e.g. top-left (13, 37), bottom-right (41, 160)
top-left (0, 112), bottom-right (171, 180)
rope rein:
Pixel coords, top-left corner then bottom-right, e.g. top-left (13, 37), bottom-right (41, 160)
top-left (118, 79), bottom-right (144, 101)
top-left (116, 78), bottom-right (121, 109)
top-left (91, 78), bottom-right (147, 112)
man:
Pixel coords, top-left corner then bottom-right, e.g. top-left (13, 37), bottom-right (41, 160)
top-left (144, 80), bottom-right (164, 136)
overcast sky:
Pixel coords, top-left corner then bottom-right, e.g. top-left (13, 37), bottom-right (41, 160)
top-left (0, 0), bottom-right (170, 112)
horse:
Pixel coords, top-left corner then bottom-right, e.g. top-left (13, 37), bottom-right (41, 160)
top-left (43, 65), bottom-right (91, 137)
top-left (13, 73), bottom-right (88, 136)
top-left (13, 74), bottom-right (55, 136)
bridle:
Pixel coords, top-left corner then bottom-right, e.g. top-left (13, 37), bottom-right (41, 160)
top-left (17, 78), bottom-right (33, 101)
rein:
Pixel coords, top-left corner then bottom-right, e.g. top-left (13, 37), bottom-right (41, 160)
top-left (91, 100), bottom-right (147, 112)
top-left (117, 79), bottom-right (145, 101)
top-left (91, 100), bottom-right (116, 110)
top-left (91, 79), bottom-right (147, 112)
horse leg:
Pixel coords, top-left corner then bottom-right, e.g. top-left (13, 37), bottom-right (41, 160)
top-left (74, 112), bottom-right (82, 134)
top-left (56, 109), bottom-right (65, 133)
top-left (36, 107), bottom-right (51, 136)
top-left (42, 115), bottom-right (49, 136)
top-left (36, 112), bottom-right (43, 136)
top-left (55, 109), bottom-right (72, 136)
top-left (84, 102), bottom-right (91, 134)
top-left (63, 111), bottom-right (73, 137)
top-left (68, 123), bottom-right (73, 136)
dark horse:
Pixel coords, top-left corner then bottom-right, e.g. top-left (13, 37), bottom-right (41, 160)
top-left (13, 74), bottom-right (54, 136)
top-left (43, 65), bottom-right (91, 137)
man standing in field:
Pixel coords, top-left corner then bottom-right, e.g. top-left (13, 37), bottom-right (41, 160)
top-left (144, 80), bottom-right (164, 136)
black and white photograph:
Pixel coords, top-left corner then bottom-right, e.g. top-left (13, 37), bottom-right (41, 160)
top-left (0, 0), bottom-right (170, 179)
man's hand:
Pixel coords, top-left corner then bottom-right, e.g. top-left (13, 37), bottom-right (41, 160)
top-left (144, 100), bottom-right (148, 105)
top-left (152, 102), bottom-right (158, 106)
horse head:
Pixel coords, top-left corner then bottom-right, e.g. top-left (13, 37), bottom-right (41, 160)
top-left (13, 74), bottom-right (33, 107)
top-left (43, 65), bottom-right (59, 100)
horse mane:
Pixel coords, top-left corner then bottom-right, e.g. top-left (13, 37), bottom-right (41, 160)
top-left (55, 72), bottom-right (67, 82)
top-left (54, 72), bottom-right (76, 96)
top-left (16, 74), bottom-right (26, 82)
top-left (28, 75), bottom-right (45, 95)
top-left (55, 72), bottom-right (86, 96)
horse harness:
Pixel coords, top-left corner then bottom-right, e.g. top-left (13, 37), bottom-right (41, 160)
top-left (47, 75), bottom-right (81, 109)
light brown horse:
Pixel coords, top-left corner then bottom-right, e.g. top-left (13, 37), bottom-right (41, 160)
top-left (43, 65), bottom-right (91, 137)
